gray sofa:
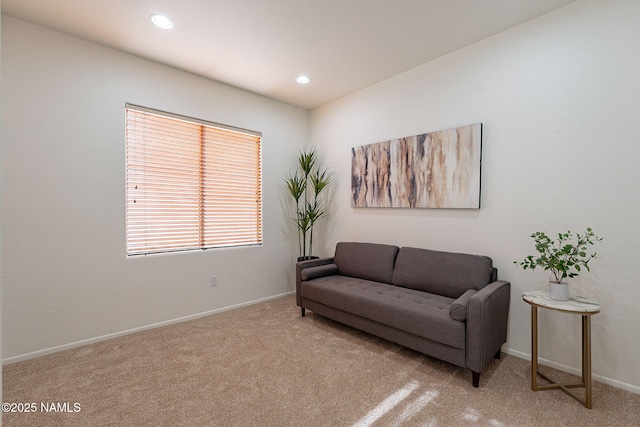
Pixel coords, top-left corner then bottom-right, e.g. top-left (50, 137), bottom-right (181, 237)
top-left (296, 242), bottom-right (510, 387)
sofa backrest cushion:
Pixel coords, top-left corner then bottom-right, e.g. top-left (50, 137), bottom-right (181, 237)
top-left (333, 242), bottom-right (399, 284)
top-left (391, 247), bottom-right (494, 298)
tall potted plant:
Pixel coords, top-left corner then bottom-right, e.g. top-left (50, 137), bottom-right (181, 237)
top-left (284, 148), bottom-right (333, 261)
top-left (514, 227), bottom-right (603, 300)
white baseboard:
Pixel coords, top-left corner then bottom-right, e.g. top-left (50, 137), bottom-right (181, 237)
top-left (3, 291), bottom-right (295, 365)
top-left (503, 348), bottom-right (640, 395)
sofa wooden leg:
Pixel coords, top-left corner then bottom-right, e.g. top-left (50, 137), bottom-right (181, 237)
top-left (301, 307), bottom-right (306, 317)
top-left (472, 372), bottom-right (480, 388)
top-left (494, 349), bottom-right (501, 359)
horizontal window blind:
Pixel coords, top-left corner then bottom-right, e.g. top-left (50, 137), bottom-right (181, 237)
top-left (125, 104), bottom-right (262, 256)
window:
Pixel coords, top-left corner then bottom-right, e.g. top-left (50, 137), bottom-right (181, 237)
top-left (125, 104), bottom-right (262, 256)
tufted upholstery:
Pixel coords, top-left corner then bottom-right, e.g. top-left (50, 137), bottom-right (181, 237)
top-left (296, 242), bottom-right (511, 387)
top-left (302, 275), bottom-right (464, 348)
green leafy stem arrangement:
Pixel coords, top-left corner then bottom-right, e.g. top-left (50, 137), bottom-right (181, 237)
top-left (284, 148), bottom-right (333, 261)
top-left (514, 228), bottom-right (603, 284)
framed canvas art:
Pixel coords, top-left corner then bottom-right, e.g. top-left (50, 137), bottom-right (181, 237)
top-left (351, 123), bottom-right (482, 208)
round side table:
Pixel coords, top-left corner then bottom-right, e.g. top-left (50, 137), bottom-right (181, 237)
top-left (522, 291), bottom-right (600, 408)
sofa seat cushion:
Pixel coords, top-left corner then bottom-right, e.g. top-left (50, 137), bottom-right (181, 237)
top-left (301, 275), bottom-right (465, 349)
top-left (392, 247), bottom-right (494, 299)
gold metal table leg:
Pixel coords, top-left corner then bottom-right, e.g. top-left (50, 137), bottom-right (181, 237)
top-left (583, 315), bottom-right (592, 409)
top-left (531, 305), bottom-right (538, 391)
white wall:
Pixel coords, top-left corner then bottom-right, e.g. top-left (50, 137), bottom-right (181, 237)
top-left (310, 0), bottom-right (640, 392)
top-left (1, 16), bottom-right (307, 360)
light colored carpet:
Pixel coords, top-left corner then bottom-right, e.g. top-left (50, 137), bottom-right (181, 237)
top-left (3, 295), bottom-right (639, 426)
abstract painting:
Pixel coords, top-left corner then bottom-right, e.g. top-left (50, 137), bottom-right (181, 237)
top-left (351, 123), bottom-right (482, 208)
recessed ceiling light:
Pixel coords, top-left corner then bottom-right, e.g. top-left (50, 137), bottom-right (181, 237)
top-left (296, 75), bottom-right (311, 84)
top-left (150, 13), bottom-right (175, 30)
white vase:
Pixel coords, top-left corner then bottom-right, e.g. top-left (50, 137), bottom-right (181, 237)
top-left (549, 281), bottom-right (569, 301)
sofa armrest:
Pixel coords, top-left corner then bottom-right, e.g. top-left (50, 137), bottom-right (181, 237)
top-left (296, 257), bottom-right (334, 306)
top-left (466, 280), bottom-right (511, 374)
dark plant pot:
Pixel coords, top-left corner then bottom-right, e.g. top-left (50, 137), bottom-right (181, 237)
top-left (297, 256), bottom-right (319, 262)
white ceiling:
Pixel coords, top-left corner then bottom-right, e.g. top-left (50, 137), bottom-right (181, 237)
top-left (2, 0), bottom-right (577, 110)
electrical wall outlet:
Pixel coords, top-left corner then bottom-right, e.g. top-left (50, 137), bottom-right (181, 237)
top-left (210, 275), bottom-right (217, 287)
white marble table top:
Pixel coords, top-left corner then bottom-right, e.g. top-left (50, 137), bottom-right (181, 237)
top-left (522, 290), bottom-right (600, 314)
